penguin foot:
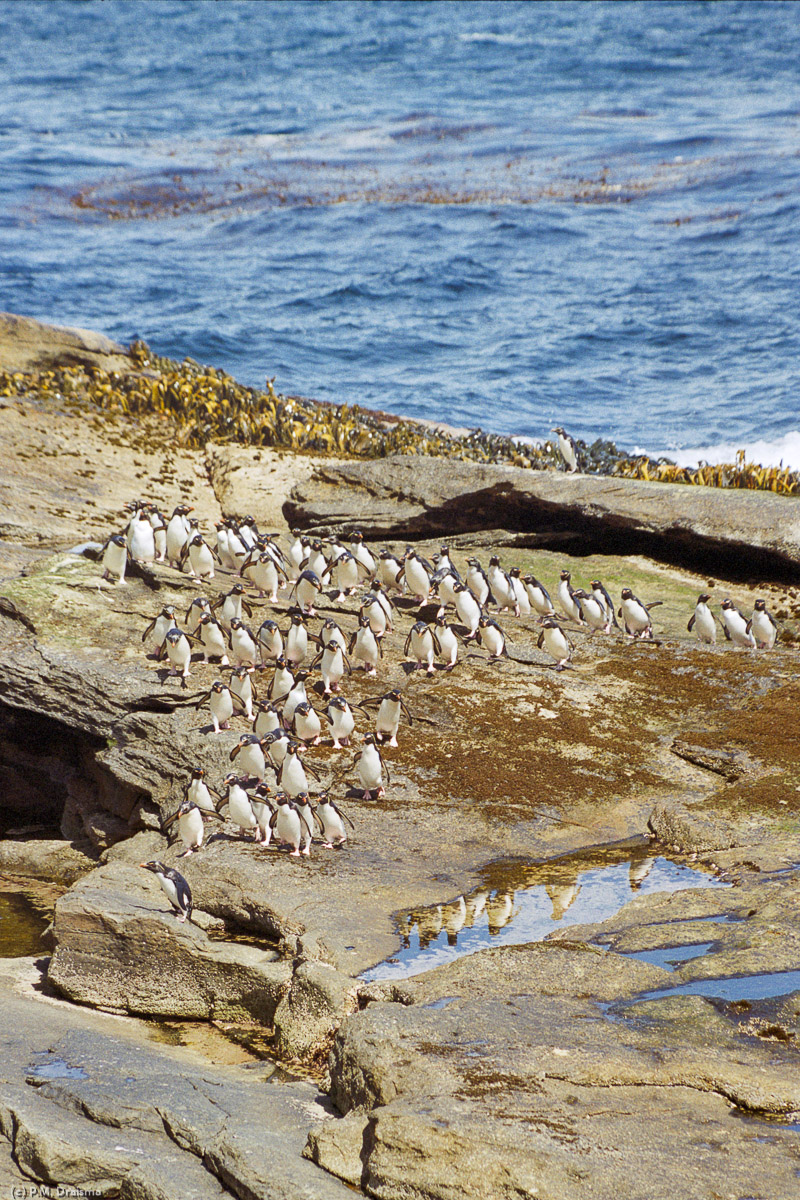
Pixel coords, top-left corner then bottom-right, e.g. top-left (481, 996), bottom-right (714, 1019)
top-left (290, 849), bottom-right (301, 857)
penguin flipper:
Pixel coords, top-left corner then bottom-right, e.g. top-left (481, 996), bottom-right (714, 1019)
top-left (142, 617), bottom-right (157, 643)
top-left (722, 624), bottom-right (732, 641)
top-left (687, 614), bottom-right (696, 632)
top-left (333, 801), bottom-right (356, 830)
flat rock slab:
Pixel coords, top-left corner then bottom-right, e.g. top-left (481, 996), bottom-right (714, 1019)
top-left (287, 455), bottom-right (800, 578)
top-left (308, 942), bottom-right (800, 1200)
top-left (0, 958), bottom-right (353, 1199)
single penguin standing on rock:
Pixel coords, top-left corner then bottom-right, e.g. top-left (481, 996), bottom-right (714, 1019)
top-left (537, 618), bottom-right (573, 670)
top-left (315, 792), bottom-right (354, 848)
top-left (229, 665), bottom-right (256, 721)
top-left (551, 427), bottom-right (580, 473)
top-left (291, 568), bottom-right (324, 616)
top-left (488, 557), bottom-right (518, 616)
top-left (101, 534), bottom-right (128, 585)
top-left (475, 615), bottom-right (509, 660)
top-left (196, 679), bottom-right (235, 733)
top-left (454, 582), bottom-right (483, 639)
top-left (524, 575), bottom-right (555, 620)
top-left (229, 618), bottom-right (260, 667)
top-left (325, 696), bottom-right (356, 748)
top-left (400, 550), bottom-right (433, 604)
top-left (404, 621), bottom-right (438, 674)
top-left (434, 614), bottom-right (460, 670)
top-left (558, 570), bottom-right (584, 624)
top-left (129, 510), bottom-right (156, 563)
top-left (160, 628), bottom-right (193, 685)
top-left (360, 687), bottom-right (413, 747)
top-left (618, 588), bottom-right (656, 640)
top-left (285, 611), bottom-right (310, 667)
top-left (348, 613), bottom-right (382, 676)
top-left (163, 799), bottom-right (222, 857)
top-left (257, 618), bottom-right (284, 664)
top-left (196, 613), bottom-right (230, 665)
top-left (229, 733), bottom-right (268, 781)
top-left (466, 558), bottom-right (493, 608)
top-left (269, 792), bottom-right (310, 857)
top-left (181, 532), bottom-right (217, 580)
top-left (720, 598), bottom-right (756, 648)
top-left (591, 580), bottom-right (619, 629)
top-left (748, 599), bottom-right (778, 650)
top-left (688, 594), bottom-right (716, 644)
top-left (142, 605), bottom-right (179, 656)
top-left (219, 773), bottom-right (260, 841)
top-left (351, 733), bottom-right (389, 800)
top-left (572, 589), bottom-right (611, 634)
top-left (184, 766), bottom-right (220, 813)
top-left (165, 505), bottom-right (193, 567)
top-left (141, 861), bottom-right (193, 922)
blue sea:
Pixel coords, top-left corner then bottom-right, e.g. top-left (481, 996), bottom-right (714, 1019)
top-left (1, 0), bottom-right (799, 467)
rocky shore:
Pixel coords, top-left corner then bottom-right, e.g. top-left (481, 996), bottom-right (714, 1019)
top-left (1, 316), bottom-right (799, 1197)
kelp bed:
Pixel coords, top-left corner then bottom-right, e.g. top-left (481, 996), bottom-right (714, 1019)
top-left (1, 342), bottom-right (798, 496)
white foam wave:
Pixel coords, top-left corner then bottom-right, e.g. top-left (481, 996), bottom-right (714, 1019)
top-left (646, 431), bottom-right (800, 473)
top-left (458, 32), bottom-right (528, 45)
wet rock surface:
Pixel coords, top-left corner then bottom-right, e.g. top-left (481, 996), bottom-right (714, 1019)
top-left (1, 346), bottom-right (800, 1197)
top-left (309, 943), bottom-right (800, 1199)
top-left (0, 957), bottom-right (352, 1198)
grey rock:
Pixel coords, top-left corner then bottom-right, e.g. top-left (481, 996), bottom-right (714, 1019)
top-left (0, 961), bottom-right (355, 1199)
top-left (273, 960), bottom-right (361, 1062)
top-left (0, 838), bottom-right (96, 884)
top-left (286, 454), bottom-right (800, 577)
top-left (648, 800), bottom-right (744, 852)
top-left (48, 862), bottom-right (292, 1022)
top-left (312, 942), bottom-right (800, 1200)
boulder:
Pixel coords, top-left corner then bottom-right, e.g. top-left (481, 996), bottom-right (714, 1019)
top-left (0, 311), bottom-right (134, 374)
top-left (48, 862), bottom-right (291, 1022)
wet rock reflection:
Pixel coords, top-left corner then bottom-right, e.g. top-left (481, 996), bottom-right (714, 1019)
top-left (365, 841), bottom-right (728, 983)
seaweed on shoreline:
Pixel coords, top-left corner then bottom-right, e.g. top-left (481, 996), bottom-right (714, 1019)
top-left (0, 344), bottom-right (797, 496)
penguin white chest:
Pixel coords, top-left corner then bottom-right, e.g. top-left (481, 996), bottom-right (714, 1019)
top-left (179, 808), bottom-right (204, 850)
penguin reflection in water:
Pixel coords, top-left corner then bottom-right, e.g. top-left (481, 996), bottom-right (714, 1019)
top-left (140, 861), bottom-right (193, 923)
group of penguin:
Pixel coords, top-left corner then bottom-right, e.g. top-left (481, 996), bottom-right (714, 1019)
top-left (101, 498), bottom-right (780, 924)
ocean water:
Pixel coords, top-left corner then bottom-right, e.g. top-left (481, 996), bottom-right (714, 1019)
top-left (1, 1), bottom-right (799, 466)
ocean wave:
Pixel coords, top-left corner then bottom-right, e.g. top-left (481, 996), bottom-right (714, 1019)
top-left (647, 432), bottom-right (800, 473)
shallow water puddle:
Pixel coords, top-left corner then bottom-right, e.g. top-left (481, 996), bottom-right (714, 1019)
top-left (626, 943), bottom-right (716, 971)
top-left (362, 843), bottom-right (730, 982)
top-left (0, 886), bottom-right (54, 957)
top-left (27, 1056), bottom-right (89, 1081)
top-left (637, 970), bottom-right (800, 1004)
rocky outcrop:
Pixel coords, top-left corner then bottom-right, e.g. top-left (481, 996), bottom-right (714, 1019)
top-left (0, 311), bottom-right (135, 374)
top-left (308, 942), bottom-right (800, 1200)
top-left (0, 958), bottom-right (354, 1199)
top-left (48, 862), bottom-right (292, 1022)
top-left (286, 454), bottom-right (800, 580)
top-left (3, 331), bottom-right (800, 1200)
